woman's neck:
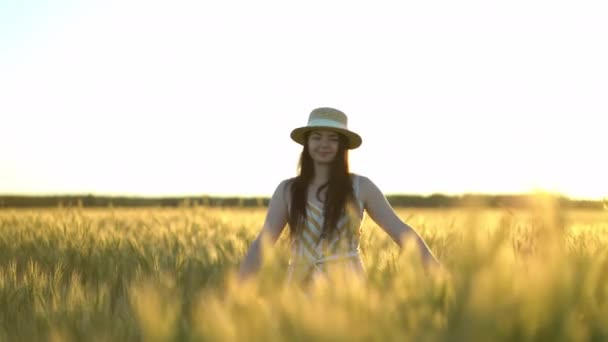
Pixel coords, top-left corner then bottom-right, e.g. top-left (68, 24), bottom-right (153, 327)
top-left (312, 163), bottom-right (330, 185)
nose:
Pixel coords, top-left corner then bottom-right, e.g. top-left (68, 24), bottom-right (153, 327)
top-left (320, 137), bottom-right (333, 147)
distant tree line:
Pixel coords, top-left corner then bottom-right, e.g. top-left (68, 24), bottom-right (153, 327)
top-left (0, 194), bottom-right (604, 210)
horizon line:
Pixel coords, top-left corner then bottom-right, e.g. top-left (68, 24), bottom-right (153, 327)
top-left (0, 191), bottom-right (604, 202)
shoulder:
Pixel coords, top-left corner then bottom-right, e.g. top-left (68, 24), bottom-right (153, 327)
top-left (273, 178), bottom-right (294, 195)
top-left (350, 174), bottom-right (382, 202)
top-left (349, 172), bottom-right (365, 182)
top-left (349, 173), bottom-right (373, 189)
top-left (271, 178), bottom-right (295, 203)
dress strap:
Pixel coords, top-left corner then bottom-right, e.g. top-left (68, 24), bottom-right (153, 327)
top-left (354, 174), bottom-right (361, 197)
top-left (352, 174), bottom-right (364, 210)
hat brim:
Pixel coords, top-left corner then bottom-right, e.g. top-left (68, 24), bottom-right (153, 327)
top-left (290, 126), bottom-right (362, 149)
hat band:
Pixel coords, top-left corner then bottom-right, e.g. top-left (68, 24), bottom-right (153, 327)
top-left (306, 118), bottom-right (348, 130)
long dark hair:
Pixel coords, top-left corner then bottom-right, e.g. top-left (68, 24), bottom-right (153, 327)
top-left (287, 131), bottom-right (356, 242)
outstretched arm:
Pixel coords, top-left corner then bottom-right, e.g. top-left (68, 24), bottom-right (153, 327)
top-left (360, 176), bottom-right (440, 270)
top-left (237, 180), bottom-right (289, 282)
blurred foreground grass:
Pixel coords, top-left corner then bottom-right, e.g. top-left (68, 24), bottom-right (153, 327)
top-left (1, 203), bottom-right (607, 341)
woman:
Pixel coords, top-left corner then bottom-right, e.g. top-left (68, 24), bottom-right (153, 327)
top-left (238, 107), bottom-right (440, 286)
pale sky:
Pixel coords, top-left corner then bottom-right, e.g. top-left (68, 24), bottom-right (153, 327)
top-left (1, 0), bottom-right (606, 200)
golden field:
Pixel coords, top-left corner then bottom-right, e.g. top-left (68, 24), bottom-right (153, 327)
top-left (0, 203), bottom-right (607, 341)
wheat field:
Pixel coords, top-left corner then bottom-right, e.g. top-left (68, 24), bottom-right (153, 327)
top-left (1, 203), bottom-right (607, 341)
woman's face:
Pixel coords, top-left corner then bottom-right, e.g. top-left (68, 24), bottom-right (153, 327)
top-left (307, 130), bottom-right (340, 164)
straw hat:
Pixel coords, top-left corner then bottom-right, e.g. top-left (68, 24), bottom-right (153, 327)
top-left (290, 107), bottom-right (362, 149)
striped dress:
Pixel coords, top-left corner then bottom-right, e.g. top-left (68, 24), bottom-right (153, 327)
top-left (286, 174), bottom-right (366, 286)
